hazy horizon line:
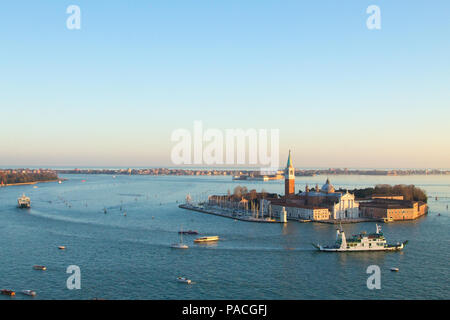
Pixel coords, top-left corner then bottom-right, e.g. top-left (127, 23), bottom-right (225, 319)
top-left (1, 165), bottom-right (449, 171)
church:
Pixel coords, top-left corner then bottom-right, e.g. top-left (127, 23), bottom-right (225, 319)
top-left (297, 179), bottom-right (360, 220)
top-left (269, 151), bottom-right (360, 221)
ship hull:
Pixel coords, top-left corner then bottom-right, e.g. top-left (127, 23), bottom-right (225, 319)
top-left (316, 243), bottom-right (405, 252)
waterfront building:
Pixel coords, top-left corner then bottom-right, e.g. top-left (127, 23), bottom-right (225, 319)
top-left (269, 200), bottom-right (330, 221)
top-left (359, 199), bottom-right (428, 221)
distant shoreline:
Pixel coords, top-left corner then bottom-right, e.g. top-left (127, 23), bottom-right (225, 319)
top-left (1, 179), bottom-right (66, 187)
top-left (55, 168), bottom-right (450, 177)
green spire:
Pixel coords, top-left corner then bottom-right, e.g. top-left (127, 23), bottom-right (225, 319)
top-left (286, 150), bottom-right (293, 168)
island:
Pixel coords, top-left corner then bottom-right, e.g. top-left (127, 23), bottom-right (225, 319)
top-left (0, 169), bottom-right (60, 187)
top-left (181, 179), bottom-right (429, 224)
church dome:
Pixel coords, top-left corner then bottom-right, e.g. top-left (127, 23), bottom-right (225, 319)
top-left (321, 178), bottom-right (335, 193)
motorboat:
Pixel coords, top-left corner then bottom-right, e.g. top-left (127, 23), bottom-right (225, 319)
top-left (390, 267), bottom-right (400, 272)
top-left (177, 277), bottom-right (192, 284)
top-left (178, 230), bottom-right (198, 235)
top-left (58, 246), bottom-right (66, 250)
top-left (21, 290), bottom-right (37, 296)
top-left (33, 265), bottom-right (47, 271)
top-left (1, 289), bottom-right (15, 296)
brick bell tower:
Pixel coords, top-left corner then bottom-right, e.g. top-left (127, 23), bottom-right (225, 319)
top-left (285, 150), bottom-right (295, 197)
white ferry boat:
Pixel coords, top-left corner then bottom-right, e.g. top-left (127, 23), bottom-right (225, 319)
top-left (18, 194), bottom-right (31, 209)
top-left (313, 224), bottom-right (407, 252)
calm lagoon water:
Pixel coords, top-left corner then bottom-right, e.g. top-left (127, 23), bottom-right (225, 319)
top-left (0, 174), bottom-right (449, 299)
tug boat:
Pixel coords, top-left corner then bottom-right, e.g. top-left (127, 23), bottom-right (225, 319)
top-left (194, 236), bottom-right (219, 243)
top-left (177, 277), bottom-right (192, 284)
top-left (1, 289), bottom-right (15, 296)
top-left (17, 194), bottom-right (31, 209)
top-left (313, 224), bottom-right (407, 252)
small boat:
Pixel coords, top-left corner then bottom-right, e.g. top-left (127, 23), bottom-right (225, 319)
top-left (171, 227), bottom-right (189, 249)
top-left (194, 236), bottom-right (219, 243)
top-left (58, 246), bottom-right (66, 250)
top-left (178, 230), bottom-right (198, 235)
top-left (21, 290), bottom-right (37, 296)
top-left (171, 243), bottom-right (189, 249)
top-left (299, 219), bottom-right (311, 223)
top-left (177, 277), bottom-right (192, 284)
top-left (1, 289), bottom-right (15, 296)
top-left (33, 265), bottom-right (47, 271)
top-left (390, 267), bottom-right (399, 272)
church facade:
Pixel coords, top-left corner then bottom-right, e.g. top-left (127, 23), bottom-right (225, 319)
top-left (298, 180), bottom-right (360, 219)
top-left (267, 151), bottom-right (360, 221)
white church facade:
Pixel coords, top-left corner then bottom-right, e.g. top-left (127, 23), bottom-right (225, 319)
top-left (297, 179), bottom-right (360, 220)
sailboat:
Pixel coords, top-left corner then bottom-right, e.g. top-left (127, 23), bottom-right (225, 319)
top-left (171, 226), bottom-right (189, 249)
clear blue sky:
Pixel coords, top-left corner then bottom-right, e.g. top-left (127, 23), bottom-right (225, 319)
top-left (1, 1), bottom-right (449, 168)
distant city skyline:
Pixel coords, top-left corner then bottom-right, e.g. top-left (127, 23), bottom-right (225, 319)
top-left (1, 1), bottom-right (449, 168)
